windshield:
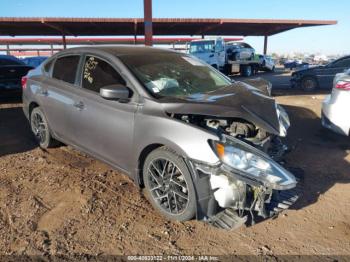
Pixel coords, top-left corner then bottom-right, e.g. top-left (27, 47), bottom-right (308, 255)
top-left (189, 41), bottom-right (215, 54)
top-left (120, 53), bottom-right (232, 98)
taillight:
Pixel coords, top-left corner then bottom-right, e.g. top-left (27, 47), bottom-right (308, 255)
top-left (335, 80), bottom-right (350, 90)
top-left (21, 76), bottom-right (27, 89)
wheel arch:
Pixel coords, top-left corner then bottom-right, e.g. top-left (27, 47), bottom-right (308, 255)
top-left (301, 74), bottom-right (318, 81)
top-left (135, 139), bottom-right (193, 188)
top-left (29, 101), bottom-right (40, 119)
top-left (137, 143), bottom-right (164, 187)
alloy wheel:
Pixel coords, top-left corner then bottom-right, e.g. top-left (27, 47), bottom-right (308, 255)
top-left (302, 78), bottom-right (317, 91)
top-left (146, 158), bottom-right (189, 215)
top-left (31, 112), bottom-right (47, 144)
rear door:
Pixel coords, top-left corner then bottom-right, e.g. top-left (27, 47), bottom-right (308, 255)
top-left (40, 55), bottom-right (82, 141)
top-left (316, 58), bottom-right (350, 88)
top-left (69, 55), bottom-right (137, 171)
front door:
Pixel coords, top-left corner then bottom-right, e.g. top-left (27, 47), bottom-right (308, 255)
top-left (70, 55), bottom-right (137, 172)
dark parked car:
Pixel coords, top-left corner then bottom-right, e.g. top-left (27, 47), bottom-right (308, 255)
top-left (284, 60), bottom-right (309, 70)
top-left (291, 55), bottom-right (350, 91)
top-left (22, 56), bottom-right (48, 68)
top-left (0, 55), bottom-right (33, 96)
top-left (23, 46), bottom-right (299, 229)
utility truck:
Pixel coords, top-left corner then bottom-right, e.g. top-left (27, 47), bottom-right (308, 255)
top-left (188, 37), bottom-right (262, 77)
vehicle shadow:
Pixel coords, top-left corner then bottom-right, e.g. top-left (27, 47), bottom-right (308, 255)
top-left (281, 104), bottom-right (350, 211)
top-left (0, 94), bottom-right (22, 104)
top-left (0, 105), bottom-right (37, 157)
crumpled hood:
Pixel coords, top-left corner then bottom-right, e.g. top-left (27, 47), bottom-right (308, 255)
top-left (159, 81), bottom-right (282, 135)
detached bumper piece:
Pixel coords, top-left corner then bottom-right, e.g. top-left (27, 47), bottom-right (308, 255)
top-left (208, 208), bottom-right (247, 230)
top-left (266, 177), bottom-right (302, 218)
top-left (208, 170), bottom-right (303, 230)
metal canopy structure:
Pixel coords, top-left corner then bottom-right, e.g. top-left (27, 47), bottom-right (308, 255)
top-left (0, 37), bottom-right (243, 45)
top-left (0, 17), bottom-right (336, 37)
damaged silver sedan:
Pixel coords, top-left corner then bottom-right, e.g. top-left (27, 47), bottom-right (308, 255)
top-left (22, 46), bottom-right (300, 229)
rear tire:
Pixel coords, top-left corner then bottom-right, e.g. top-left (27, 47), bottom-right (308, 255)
top-left (241, 65), bottom-right (252, 77)
top-left (30, 107), bottom-right (58, 149)
top-left (301, 76), bottom-right (318, 91)
top-left (142, 147), bottom-right (196, 221)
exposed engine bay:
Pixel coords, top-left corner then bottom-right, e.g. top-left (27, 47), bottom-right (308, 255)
top-left (172, 113), bottom-right (286, 160)
top-left (169, 107), bottom-right (301, 230)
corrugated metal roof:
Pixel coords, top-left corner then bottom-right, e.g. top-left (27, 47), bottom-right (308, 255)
top-left (0, 17), bottom-right (337, 37)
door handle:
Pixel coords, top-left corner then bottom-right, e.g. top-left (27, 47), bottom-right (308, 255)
top-left (73, 101), bottom-right (85, 110)
top-left (39, 89), bottom-right (48, 96)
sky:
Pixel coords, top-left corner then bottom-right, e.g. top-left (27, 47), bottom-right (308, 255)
top-left (0, 0), bottom-right (349, 55)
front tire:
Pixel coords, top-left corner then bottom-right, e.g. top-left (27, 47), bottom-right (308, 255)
top-left (142, 147), bottom-right (196, 221)
top-left (30, 107), bottom-right (58, 149)
top-left (301, 76), bottom-right (318, 91)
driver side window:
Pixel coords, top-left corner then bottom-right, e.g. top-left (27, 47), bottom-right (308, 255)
top-left (82, 56), bottom-right (126, 93)
top-left (216, 40), bottom-right (224, 52)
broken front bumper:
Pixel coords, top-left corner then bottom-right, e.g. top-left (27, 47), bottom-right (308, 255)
top-left (186, 159), bottom-right (303, 230)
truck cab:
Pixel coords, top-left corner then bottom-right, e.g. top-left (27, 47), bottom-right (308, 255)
top-left (189, 38), bottom-right (259, 77)
top-left (188, 38), bottom-right (226, 70)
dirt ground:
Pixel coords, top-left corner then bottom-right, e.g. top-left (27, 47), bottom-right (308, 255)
top-left (0, 89), bottom-right (349, 258)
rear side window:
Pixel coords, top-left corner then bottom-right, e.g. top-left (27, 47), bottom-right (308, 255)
top-left (52, 56), bottom-right (80, 84)
top-left (82, 56), bottom-right (126, 93)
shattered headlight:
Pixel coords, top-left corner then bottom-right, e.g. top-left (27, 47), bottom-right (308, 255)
top-left (276, 104), bottom-right (290, 137)
top-left (210, 137), bottom-right (296, 190)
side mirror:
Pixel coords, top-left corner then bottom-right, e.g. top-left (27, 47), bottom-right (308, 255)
top-left (100, 84), bottom-right (131, 101)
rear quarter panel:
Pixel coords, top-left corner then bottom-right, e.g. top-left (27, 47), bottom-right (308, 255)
top-left (22, 66), bottom-right (46, 119)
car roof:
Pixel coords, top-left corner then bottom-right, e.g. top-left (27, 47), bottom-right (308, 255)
top-left (23, 56), bottom-right (48, 59)
top-left (0, 54), bottom-right (21, 60)
top-left (60, 45), bottom-right (178, 57)
top-left (226, 41), bottom-right (246, 46)
top-left (334, 55), bottom-right (350, 61)
top-left (190, 39), bottom-right (215, 42)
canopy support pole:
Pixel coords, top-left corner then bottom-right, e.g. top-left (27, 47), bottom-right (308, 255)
top-left (62, 34), bottom-right (67, 49)
top-left (144, 0), bottom-right (153, 46)
top-left (263, 35), bottom-right (268, 55)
